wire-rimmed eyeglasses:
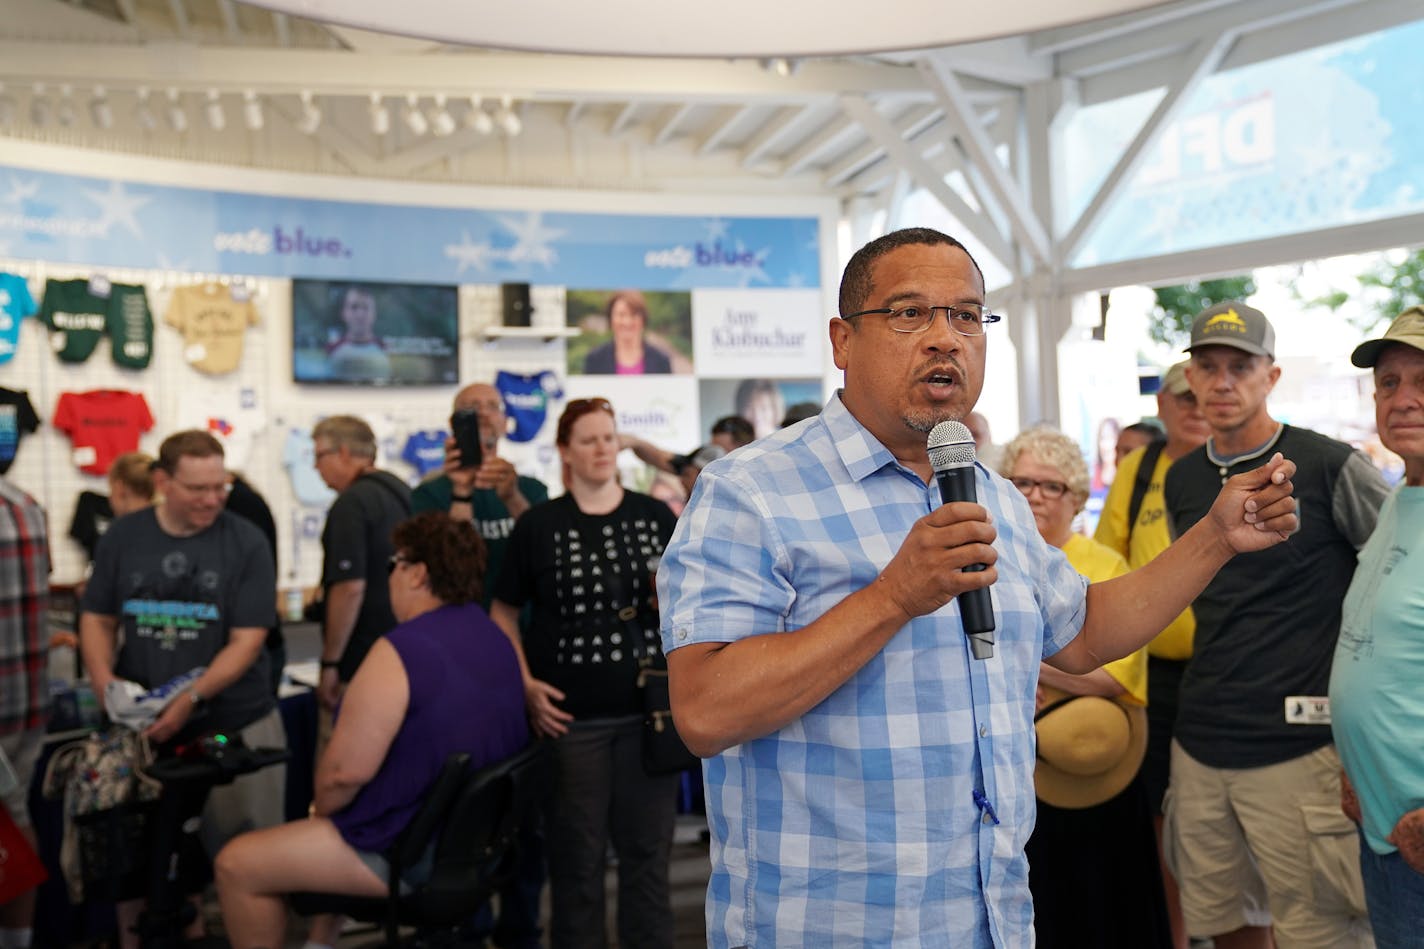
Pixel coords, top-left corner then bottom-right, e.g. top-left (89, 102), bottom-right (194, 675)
top-left (844, 303), bottom-right (1002, 336)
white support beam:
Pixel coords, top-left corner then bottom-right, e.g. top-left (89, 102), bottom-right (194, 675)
top-left (216, 0), bottom-right (242, 41)
top-left (1060, 32), bottom-right (1232, 262)
top-left (778, 113), bottom-right (860, 176)
top-left (920, 60), bottom-right (1052, 267)
top-left (839, 94), bottom-right (1015, 268)
top-left (1078, 0), bottom-right (1424, 106)
top-left (821, 104), bottom-right (941, 188)
top-left (563, 101), bottom-right (585, 127)
top-left (114, 0), bottom-right (139, 25)
top-left (166, 0), bottom-right (191, 38)
top-left (741, 105), bottom-right (810, 168)
top-left (609, 101), bottom-right (640, 136)
top-left (885, 169), bottom-right (913, 232)
top-left (0, 42), bottom-right (927, 104)
top-left (697, 104), bottom-right (750, 156)
top-left (1057, 0), bottom-right (1363, 78)
top-left (1030, 0), bottom-right (1235, 55)
top-left (652, 102), bottom-right (693, 147)
top-left (1061, 211), bottom-right (1424, 295)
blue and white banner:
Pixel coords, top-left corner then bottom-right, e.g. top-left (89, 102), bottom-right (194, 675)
top-left (0, 162), bottom-right (821, 289)
top-left (1067, 19), bottom-right (1424, 266)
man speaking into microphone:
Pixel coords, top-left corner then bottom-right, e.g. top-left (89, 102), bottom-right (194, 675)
top-left (658, 228), bottom-right (1301, 949)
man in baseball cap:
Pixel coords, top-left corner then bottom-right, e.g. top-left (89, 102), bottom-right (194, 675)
top-left (1333, 304), bottom-right (1424, 942)
top-left (1162, 300), bottom-right (1388, 947)
top-left (1186, 301), bottom-right (1276, 358)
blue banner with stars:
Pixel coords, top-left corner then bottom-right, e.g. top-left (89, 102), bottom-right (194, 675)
top-left (0, 163), bottom-right (821, 289)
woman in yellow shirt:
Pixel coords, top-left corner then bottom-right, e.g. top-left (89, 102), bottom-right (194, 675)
top-left (1001, 427), bottom-right (1169, 949)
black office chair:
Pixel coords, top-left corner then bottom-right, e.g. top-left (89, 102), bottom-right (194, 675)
top-left (293, 740), bottom-right (549, 946)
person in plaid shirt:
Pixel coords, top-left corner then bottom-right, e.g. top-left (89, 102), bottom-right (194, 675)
top-left (658, 228), bottom-right (1302, 948)
top-left (0, 475), bottom-right (50, 946)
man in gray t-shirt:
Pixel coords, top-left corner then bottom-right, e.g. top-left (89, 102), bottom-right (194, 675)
top-left (80, 430), bottom-right (285, 936)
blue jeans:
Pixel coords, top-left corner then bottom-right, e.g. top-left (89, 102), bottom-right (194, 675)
top-left (1359, 832), bottom-right (1424, 949)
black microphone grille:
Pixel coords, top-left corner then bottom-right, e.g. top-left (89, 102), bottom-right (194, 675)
top-left (927, 419), bottom-right (977, 470)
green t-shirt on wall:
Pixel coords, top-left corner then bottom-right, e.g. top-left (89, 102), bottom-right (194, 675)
top-left (39, 278), bottom-right (110, 364)
top-left (108, 283), bottom-right (154, 369)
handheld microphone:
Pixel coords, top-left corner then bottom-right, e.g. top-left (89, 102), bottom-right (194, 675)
top-left (927, 420), bottom-right (996, 660)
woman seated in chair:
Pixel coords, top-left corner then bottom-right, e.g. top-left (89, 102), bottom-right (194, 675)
top-left (215, 512), bottom-right (530, 949)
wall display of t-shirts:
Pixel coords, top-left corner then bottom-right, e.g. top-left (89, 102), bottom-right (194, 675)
top-left (69, 489), bottom-right (114, 561)
top-left (0, 387), bottom-right (39, 475)
top-left (401, 429), bottom-right (449, 479)
top-left (496, 370), bottom-right (563, 443)
top-left (52, 389), bottom-right (155, 475)
top-left (39, 277), bottom-right (111, 364)
top-left (107, 283), bottom-right (154, 370)
top-left (165, 282), bottom-right (261, 375)
top-left (0, 272), bottom-right (37, 364)
top-left (172, 384), bottom-right (267, 472)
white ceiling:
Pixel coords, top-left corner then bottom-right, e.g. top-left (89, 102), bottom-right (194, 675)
top-left (242, 0), bottom-right (1173, 57)
top-left (0, 0), bottom-right (1419, 232)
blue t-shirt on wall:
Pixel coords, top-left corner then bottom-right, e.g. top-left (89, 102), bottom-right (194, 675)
top-left (497, 370), bottom-right (563, 443)
top-left (0, 273), bottom-right (37, 364)
top-left (402, 429), bottom-right (449, 478)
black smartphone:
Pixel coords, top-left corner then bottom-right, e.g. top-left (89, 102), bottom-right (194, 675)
top-left (450, 409), bottom-right (484, 470)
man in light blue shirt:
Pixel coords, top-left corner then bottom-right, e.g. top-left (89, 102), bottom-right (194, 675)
top-left (658, 228), bottom-right (1303, 948)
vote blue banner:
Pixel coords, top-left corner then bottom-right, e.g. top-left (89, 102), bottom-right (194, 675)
top-left (0, 163), bottom-right (821, 289)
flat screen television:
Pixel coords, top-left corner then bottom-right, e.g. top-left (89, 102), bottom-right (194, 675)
top-left (292, 278), bottom-right (459, 386)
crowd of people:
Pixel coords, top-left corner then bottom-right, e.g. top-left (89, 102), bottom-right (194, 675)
top-left (1, 227), bottom-right (1420, 949)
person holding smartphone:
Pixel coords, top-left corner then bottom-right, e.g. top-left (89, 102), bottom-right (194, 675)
top-left (412, 382), bottom-right (547, 610)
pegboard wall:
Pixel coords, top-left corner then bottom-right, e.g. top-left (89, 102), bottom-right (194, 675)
top-left (0, 255), bottom-right (574, 591)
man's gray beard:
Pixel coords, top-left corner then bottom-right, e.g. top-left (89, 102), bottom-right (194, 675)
top-left (904, 408), bottom-right (959, 434)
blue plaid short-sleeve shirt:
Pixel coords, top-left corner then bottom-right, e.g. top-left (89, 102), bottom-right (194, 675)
top-left (659, 394), bottom-right (1087, 948)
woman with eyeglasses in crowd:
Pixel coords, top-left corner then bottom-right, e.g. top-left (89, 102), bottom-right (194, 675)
top-left (490, 397), bottom-right (680, 949)
top-left (999, 427), bottom-right (1170, 949)
top-left (214, 512), bottom-right (529, 949)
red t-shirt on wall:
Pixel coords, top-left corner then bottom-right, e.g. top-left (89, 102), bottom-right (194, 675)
top-left (52, 389), bottom-right (154, 475)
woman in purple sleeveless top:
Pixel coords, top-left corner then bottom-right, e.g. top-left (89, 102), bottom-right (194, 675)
top-left (214, 512), bottom-right (530, 948)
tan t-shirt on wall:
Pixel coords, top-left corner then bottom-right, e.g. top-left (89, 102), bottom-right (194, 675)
top-left (165, 283), bottom-right (260, 375)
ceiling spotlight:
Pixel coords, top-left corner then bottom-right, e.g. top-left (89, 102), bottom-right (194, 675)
top-left (29, 83), bottom-right (49, 126)
top-left (88, 85), bottom-right (114, 129)
top-left (243, 90), bottom-right (264, 131)
top-left (369, 92), bottom-right (390, 136)
top-left (166, 88), bottom-right (188, 133)
top-left (56, 85), bottom-right (76, 127)
top-left (761, 56), bottom-right (799, 77)
top-left (0, 84), bottom-right (17, 126)
top-left (205, 89), bottom-right (226, 131)
top-left (428, 93), bottom-right (456, 137)
top-left (495, 96), bottom-right (521, 136)
top-left (134, 87), bottom-right (158, 131)
top-left (403, 94), bottom-right (428, 136)
top-left (296, 90), bottom-right (321, 134)
top-left (464, 95), bottom-right (493, 135)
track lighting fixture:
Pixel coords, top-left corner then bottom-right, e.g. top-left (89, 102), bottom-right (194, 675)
top-left (429, 93), bottom-right (456, 137)
top-left (56, 85), bottom-right (76, 127)
top-left (134, 87), bottom-right (158, 131)
top-left (88, 86), bottom-right (114, 129)
top-left (166, 88), bottom-right (188, 133)
top-left (243, 90), bottom-right (264, 131)
top-left (495, 96), bottom-right (522, 136)
top-left (205, 89), bottom-right (226, 131)
top-left (464, 95), bottom-right (494, 135)
top-left (403, 94), bottom-right (428, 136)
top-left (295, 90), bottom-right (322, 134)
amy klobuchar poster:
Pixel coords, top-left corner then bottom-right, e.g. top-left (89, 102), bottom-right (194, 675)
top-left (566, 288), bottom-right (693, 376)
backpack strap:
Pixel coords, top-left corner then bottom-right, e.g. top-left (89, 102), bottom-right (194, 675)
top-left (1126, 440), bottom-right (1166, 544)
